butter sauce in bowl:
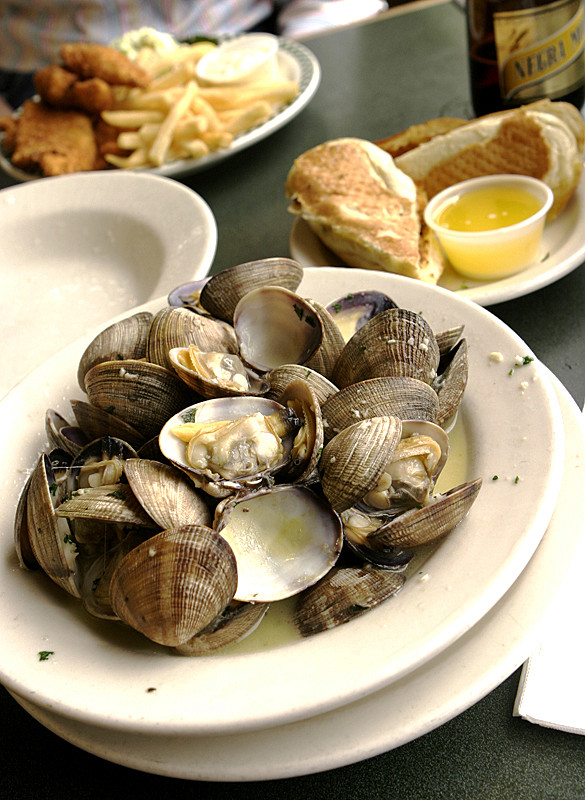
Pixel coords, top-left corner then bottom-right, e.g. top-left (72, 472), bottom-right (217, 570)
top-left (424, 175), bottom-right (553, 281)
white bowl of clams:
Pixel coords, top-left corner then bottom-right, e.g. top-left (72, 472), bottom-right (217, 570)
top-left (0, 262), bottom-right (563, 736)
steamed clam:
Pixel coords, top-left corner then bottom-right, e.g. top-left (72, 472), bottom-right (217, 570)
top-left (14, 258), bottom-right (482, 653)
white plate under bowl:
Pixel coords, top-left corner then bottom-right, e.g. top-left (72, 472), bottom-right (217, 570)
top-left (0, 38), bottom-right (320, 182)
top-left (0, 171), bottom-right (217, 397)
top-left (7, 373), bottom-right (579, 782)
top-left (0, 267), bottom-right (563, 737)
top-left (289, 169), bottom-right (585, 306)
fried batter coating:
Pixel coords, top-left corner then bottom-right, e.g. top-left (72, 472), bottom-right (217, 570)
top-left (9, 99), bottom-right (98, 176)
top-left (60, 42), bottom-right (151, 88)
top-left (34, 65), bottom-right (114, 113)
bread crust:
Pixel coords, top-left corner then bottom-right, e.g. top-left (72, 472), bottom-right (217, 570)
top-left (286, 138), bottom-right (443, 282)
top-left (394, 101), bottom-right (585, 219)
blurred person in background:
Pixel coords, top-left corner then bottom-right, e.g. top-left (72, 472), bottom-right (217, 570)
top-left (0, 0), bottom-right (388, 113)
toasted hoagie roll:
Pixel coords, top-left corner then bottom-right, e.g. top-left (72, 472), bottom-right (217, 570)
top-left (392, 100), bottom-right (585, 219)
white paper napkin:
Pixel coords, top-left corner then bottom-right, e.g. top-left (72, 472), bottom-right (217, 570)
top-left (514, 406), bottom-right (585, 733)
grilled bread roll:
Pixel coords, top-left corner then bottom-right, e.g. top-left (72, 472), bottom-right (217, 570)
top-left (393, 100), bottom-right (585, 219)
top-left (285, 137), bottom-right (444, 283)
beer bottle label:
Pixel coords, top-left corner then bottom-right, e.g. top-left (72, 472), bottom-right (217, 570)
top-left (494, 0), bottom-right (585, 103)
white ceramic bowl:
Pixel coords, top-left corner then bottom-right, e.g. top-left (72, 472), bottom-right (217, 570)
top-left (0, 171), bottom-right (217, 396)
top-left (195, 33), bottom-right (280, 86)
top-left (424, 175), bottom-right (553, 281)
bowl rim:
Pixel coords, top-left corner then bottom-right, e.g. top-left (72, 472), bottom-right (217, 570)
top-left (423, 174), bottom-right (554, 239)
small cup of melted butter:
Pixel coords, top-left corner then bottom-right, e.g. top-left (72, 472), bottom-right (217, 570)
top-left (424, 175), bottom-right (553, 281)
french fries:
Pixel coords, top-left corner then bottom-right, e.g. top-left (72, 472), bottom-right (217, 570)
top-left (102, 42), bottom-right (300, 170)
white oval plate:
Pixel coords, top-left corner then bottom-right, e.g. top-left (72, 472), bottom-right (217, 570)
top-left (0, 171), bottom-right (217, 397)
top-left (0, 267), bottom-right (564, 736)
top-left (289, 170), bottom-right (585, 306)
top-left (0, 38), bottom-right (320, 182)
top-left (6, 374), bottom-right (580, 781)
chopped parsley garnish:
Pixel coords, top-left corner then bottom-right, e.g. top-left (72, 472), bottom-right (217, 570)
top-left (107, 490), bottom-right (125, 499)
top-left (181, 408), bottom-right (197, 423)
top-left (38, 651), bottom-right (54, 661)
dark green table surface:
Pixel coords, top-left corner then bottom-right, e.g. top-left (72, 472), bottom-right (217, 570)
top-left (3, 2), bottom-right (585, 796)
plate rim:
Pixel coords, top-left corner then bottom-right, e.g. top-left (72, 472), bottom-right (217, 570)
top-left (0, 267), bottom-right (564, 736)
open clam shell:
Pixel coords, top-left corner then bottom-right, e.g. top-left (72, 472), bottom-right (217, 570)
top-left (199, 258), bottom-right (304, 323)
top-left (175, 600), bottom-right (269, 656)
top-left (109, 524), bottom-right (238, 647)
top-left (326, 290), bottom-right (398, 342)
top-left (146, 306), bottom-right (239, 372)
top-left (278, 378), bottom-right (324, 484)
top-left (168, 344), bottom-right (269, 399)
top-left (70, 399), bottom-right (147, 450)
top-left (319, 416), bottom-right (403, 513)
top-left (26, 453), bottom-right (80, 597)
top-left (214, 485), bottom-right (343, 603)
top-left (158, 395), bottom-right (300, 497)
top-left (233, 286), bottom-right (323, 373)
top-left (302, 297), bottom-right (346, 381)
top-left (266, 364), bottom-right (338, 405)
top-left (362, 478), bottom-right (483, 549)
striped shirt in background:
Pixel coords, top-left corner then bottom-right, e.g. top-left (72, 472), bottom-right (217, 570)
top-left (0, 0), bottom-right (388, 72)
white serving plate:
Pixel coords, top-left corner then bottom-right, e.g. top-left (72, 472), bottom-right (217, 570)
top-left (0, 268), bottom-right (564, 737)
top-left (0, 171), bottom-right (217, 397)
top-left (7, 372), bottom-right (579, 781)
top-left (289, 170), bottom-right (585, 306)
top-left (0, 38), bottom-right (320, 182)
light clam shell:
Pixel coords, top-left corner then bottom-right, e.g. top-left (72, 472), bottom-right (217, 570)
top-left (175, 600), bottom-right (269, 656)
top-left (302, 297), bottom-right (346, 381)
top-left (158, 395), bottom-right (297, 496)
top-left (199, 257), bottom-right (304, 323)
top-left (278, 378), bottom-right (324, 484)
top-left (266, 364), bottom-right (338, 405)
top-left (109, 525), bottom-right (238, 647)
top-left (214, 485), bottom-right (343, 603)
top-left (146, 306), bottom-right (239, 372)
top-left (319, 416), bottom-right (403, 513)
top-left (233, 286), bottom-right (323, 373)
top-left (70, 399), bottom-right (147, 450)
top-left (55, 483), bottom-right (158, 527)
top-left (26, 453), bottom-right (80, 597)
top-left (168, 345), bottom-right (269, 399)
top-left (45, 408), bottom-right (88, 457)
top-left (363, 478), bottom-right (483, 548)
top-left (294, 566), bottom-right (405, 637)
top-left (332, 308), bottom-right (440, 389)
top-left (123, 458), bottom-right (212, 530)
top-left (435, 338), bottom-right (468, 428)
top-left (321, 376), bottom-right (439, 442)
top-left (83, 359), bottom-right (194, 441)
top-left (77, 311), bottom-right (152, 391)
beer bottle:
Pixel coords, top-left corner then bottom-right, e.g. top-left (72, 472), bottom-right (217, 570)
top-left (467, 0), bottom-right (585, 116)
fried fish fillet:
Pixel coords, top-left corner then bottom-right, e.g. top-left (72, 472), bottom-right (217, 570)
top-left (7, 99), bottom-right (98, 176)
top-left (60, 42), bottom-right (150, 88)
top-left (34, 65), bottom-right (114, 113)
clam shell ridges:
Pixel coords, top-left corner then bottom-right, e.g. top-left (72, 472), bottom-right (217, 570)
top-left (332, 308), bottom-right (440, 388)
top-left (109, 525), bottom-right (238, 647)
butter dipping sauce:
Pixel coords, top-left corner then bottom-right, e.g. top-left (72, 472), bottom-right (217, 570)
top-left (424, 175), bottom-right (553, 281)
